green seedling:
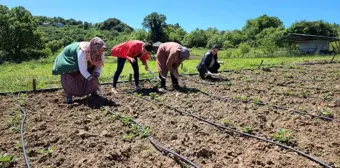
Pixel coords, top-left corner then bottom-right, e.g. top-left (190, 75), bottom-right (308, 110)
top-left (222, 81), bottom-right (232, 86)
top-left (284, 90), bottom-right (294, 96)
top-left (149, 93), bottom-right (161, 101)
top-left (107, 108), bottom-right (151, 143)
top-left (300, 90), bottom-right (309, 98)
top-left (233, 95), bottom-right (248, 102)
top-left (242, 126), bottom-right (253, 134)
top-left (311, 76), bottom-right (318, 81)
top-left (199, 88), bottom-right (208, 93)
top-left (314, 152), bottom-right (322, 157)
top-left (110, 113), bottom-right (122, 120)
top-left (7, 109), bottom-right (21, 133)
top-left (103, 107), bottom-right (109, 115)
top-left (242, 77), bottom-right (250, 82)
top-left (36, 146), bottom-right (55, 154)
top-left (129, 124), bottom-right (139, 133)
top-left (233, 95), bottom-right (241, 100)
top-left (273, 128), bottom-right (294, 145)
top-left (298, 106), bottom-right (306, 111)
top-left (15, 140), bottom-right (23, 150)
top-left (139, 127), bottom-right (150, 138)
top-left (322, 94), bottom-right (332, 102)
top-left (0, 153), bottom-right (16, 163)
top-left (133, 92), bottom-right (142, 97)
top-left (240, 95), bottom-right (248, 102)
top-left (243, 85), bottom-right (250, 90)
top-left (145, 147), bottom-right (151, 153)
top-left (120, 116), bottom-right (132, 126)
top-left (222, 119), bottom-right (233, 126)
top-left (319, 109), bottom-right (334, 118)
top-left (335, 71), bottom-right (340, 77)
top-left (16, 93), bottom-right (26, 106)
top-left (252, 97), bottom-right (264, 105)
top-left (284, 73), bottom-right (294, 78)
top-left (123, 133), bottom-right (135, 142)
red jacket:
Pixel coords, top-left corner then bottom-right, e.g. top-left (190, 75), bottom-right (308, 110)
top-left (110, 40), bottom-right (150, 65)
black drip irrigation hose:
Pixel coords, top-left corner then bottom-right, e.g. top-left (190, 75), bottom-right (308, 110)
top-left (202, 87), bottom-right (340, 123)
top-left (0, 63), bottom-right (283, 96)
top-left (16, 93), bottom-right (31, 168)
top-left (104, 107), bottom-right (199, 168)
top-left (123, 90), bottom-right (333, 168)
top-left (0, 77), bottom-right (156, 96)
top-left (185, 77), bottom-right (340, 123)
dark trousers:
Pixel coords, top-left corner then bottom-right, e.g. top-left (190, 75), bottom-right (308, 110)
top-left (209, 63), bottom-right (220, 73)
top-left (198, 63), bottom-right (220, 78)
top-left (159, 73), bottom-right (178, 89)
top-left (113, 57), bottom-right (139, 87)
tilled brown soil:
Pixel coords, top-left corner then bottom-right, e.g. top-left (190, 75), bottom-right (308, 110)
top-left (1, 62), bottom-right (340, 168)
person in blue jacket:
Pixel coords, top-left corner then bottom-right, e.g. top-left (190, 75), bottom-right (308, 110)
top-left (196, 45), bottom-right (223, 79)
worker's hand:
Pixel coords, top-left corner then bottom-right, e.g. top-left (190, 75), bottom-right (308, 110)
top-left (145, 64), bottom-right (149, 71)
top-left (204, 71), bottom-right (212, 78)
top-left (127, 56), bottom-right (136, 63)
top-left (94, 72), bottom-right (100, 79)
top-left (218, 61), bottom-right (224, 65)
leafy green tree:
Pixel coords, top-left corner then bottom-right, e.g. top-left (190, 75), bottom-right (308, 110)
top-left (131, 29), bottom-right (150, 41)
top-left (256, 27), bottom-right (284, 57)
top-left (287, 20), bottom-right (337, 37)
top-left (222, 40), bottom-right (234, 49)
top-left (206, 34), bottom-right (223, 49)
top-left (223, 30), bottom-right (247, 47)
top-left (83, 21), bottom-right (90, 30)
top-left (98, 18), bottom-right (133, 32)
top-left (243, 14), bottom-right (284, 40)
top-left (164, 23), bottom-right (186, 44)
top-left (182, 29), bottom-right (207, 48)
top-left (0, 5), bottom-right (46, 62)
top-left (142, 12), bottom-right (167, 42)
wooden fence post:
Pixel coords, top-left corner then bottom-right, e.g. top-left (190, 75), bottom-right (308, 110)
top-left (330, 53), bottom-right (336, 63)
top-left (128, 74), bottom-right (132, 82)
top-left (258, 60), bottom-right (264, 69)
top-left (32, 79), bottom-right (36, 92)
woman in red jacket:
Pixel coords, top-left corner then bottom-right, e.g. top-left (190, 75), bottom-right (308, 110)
top-left (110, 40), bottom-right (153, 93)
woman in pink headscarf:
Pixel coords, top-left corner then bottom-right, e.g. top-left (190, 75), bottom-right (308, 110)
top-left (52, 37), bottom-right (106, 104)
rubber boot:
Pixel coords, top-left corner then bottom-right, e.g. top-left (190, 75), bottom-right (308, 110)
top-left (66, 95), bottom-right (72, 104)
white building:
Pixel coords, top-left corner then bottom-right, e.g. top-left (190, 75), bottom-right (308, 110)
top-left (286, 33), bottom-right (338, 55)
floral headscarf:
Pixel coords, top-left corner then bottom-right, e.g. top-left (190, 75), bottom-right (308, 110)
top-left (79, 37), bottom-right (106, 67)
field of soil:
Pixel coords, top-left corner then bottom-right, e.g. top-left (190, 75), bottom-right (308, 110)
top-left (1, 63), bottom-right (339, 168)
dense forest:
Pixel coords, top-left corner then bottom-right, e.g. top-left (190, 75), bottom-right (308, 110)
top-left (1, 5), bottom-right (340, 63)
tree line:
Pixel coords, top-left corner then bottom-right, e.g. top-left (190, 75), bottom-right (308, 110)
top-left (1, 5), bottom-right (340, 63)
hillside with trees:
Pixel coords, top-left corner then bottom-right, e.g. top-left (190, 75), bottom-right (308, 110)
top-left (0, 4), bottom-right (340, 63)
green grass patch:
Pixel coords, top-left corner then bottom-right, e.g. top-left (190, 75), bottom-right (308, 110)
top-left (0, 49), bottom-right (337, 92)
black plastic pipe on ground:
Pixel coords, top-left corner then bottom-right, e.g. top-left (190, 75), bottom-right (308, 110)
top-left (104, 107), bottom-right (199, 168)
top-left (124, 90), bottom-right (333, 168)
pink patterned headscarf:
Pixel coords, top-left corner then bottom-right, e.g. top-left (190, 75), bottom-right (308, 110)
top-left (80, 37), bottom-right (106, 67)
